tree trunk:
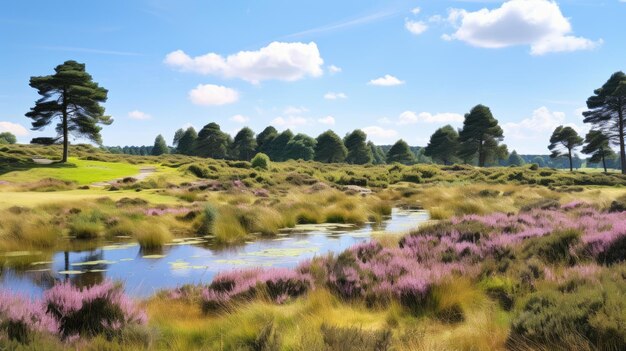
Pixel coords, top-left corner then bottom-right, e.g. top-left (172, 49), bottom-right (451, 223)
top-left (64, 251), bottom-right (69, 282)
top-left (617, 98), bottom-right (626, 174)
top-left (602, 154), bottom-right (607, 173)
top-left (568, 148), bottom-right (573, 172)
top-left (61, 89), bottom-right (69, 163)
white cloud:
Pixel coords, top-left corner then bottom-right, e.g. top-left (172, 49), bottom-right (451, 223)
top-left (328, 65), bottom-right (342, 74)
top-left (317, 116), bottom-right (336, 125)
top-left (362, 126), bottom-right (399, 141)
top-left (377, 117), bottom-right (393, 125)
top-left (128, 110), bottom-right (151, 120)
top-left (0, 121), bottom-right (29, 136)
top-left (503, 106), bottom-right (565, 139)
top-left (272, 116), bottom-right (308, 128)
top-left (368, 74), bottom-right (405, 86)
top-left (165, 42), bottom-right (324, 83)
top-left (283, 106), bottom-right (308, 115)
top-left (324, 92), bottom-right (347, 100)
top-left (405, 20), bottom-right (428, 35)
top-left (396, 111), bottom-right (464, 125)
top-left (444, 0), bottom-right (602, 55)
top-left (230, 114), bottom-right (249, 123)
top-left (411, 7), bottom-right (421, 15)
top-left (188, 84), bottom-right (239, 106)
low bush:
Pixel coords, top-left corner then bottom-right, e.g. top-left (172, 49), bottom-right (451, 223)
top-left (522, 229), bottom-right (581, 264)
top-left (251, 153), bottom-right (270, 170)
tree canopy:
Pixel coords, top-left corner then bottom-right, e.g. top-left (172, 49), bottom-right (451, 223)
top-left (548, 126), bottom-right (583, 172)
top-left (314, 130), bottom-right (347, 163)
top-left (507, 150), bottom-right (525, 166)
top-left (195, 122), bottom-right (229, 159)
top-left (583, 71), bottom-right (626, 174)
top-left (151, 134), bottom-right (169, 156)
top-left (386, 139), bottom-right (415, 165)
top-left (458, 105), bottom-right (504, 167)
top-left (344, 130), bottom-right (373, 164)
top-left (582, 130), bottom-right (615, 173)
top-left (267, 129), bottom-right (294, 161)
top-left (285, 133), bottom-right (316, 160)
top-left (177, 127), bottom-right (197, 155)
top-left (0, 132), bottom-right (17, 144)
top-left (25, 60), bottom-right (110, 162)
top-left (256, 126), bottom-right (278, 155)
top-left (232, 127), bottom-right (257, 161)
top-left (424, 125), bottom-right (459, 165)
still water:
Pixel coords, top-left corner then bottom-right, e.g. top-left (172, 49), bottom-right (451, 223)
top-left (0, 209), bottom-right (429, 297)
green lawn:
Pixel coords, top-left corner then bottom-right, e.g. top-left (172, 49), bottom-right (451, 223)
top-left (0, 158), bottom-right (144, 184)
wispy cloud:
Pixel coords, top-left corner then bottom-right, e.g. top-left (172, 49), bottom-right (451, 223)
top-left (39, 46), bottom-right (141, 56)
top-left (283, 9), bottom-right (401, 39)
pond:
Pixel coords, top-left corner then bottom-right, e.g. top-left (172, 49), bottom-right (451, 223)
top-left (0, 209), bottom-right (429, 297)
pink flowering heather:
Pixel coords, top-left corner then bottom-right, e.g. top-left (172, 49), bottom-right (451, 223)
top-left (0, 290), bottom-right (58, 342)
top-left (44, 281), bottom-right (146, 338)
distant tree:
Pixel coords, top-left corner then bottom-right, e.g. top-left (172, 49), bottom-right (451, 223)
top-left (25, 60), bottom-right (111, 162)
top-left (173, 128), bottom-right (185, 147)
top-left (344, 129), bottom-right (373, 164)
top-left (583, 71), bottom-right (626, 174)
top-left (267, 129), bottom-right (294, 161)
top-left (195, 122), bottom-right (229, 159)
top-left (368, 141), bottom-right (386, 165)
top-left (30, 137), bottom-right (61, 145)
top-left (0, 132), bottom-right (17, 144)
top-left (285, 133), bottom-right (316, 160)
top-left (256, 126), bottom-right (278, 154)
top-left (424, 125), bottom-right (459, 165)
top-left (582, 130), bottom-right (615, 173)
top-left (458, 105), bottom-right (504, 167)
top-left (177, 127), bottom-right (197, 155)
top-left (386, 139), bottom-right (416, 165)
top-left (251, 152), bottom-right (270, 170)
top-left (232, 127), bottom-right (257, 161)
top-left (315, 130), bottom-right (347, 163)
top-left (415, 148), bottom-right (433, 164)
top-left (532, 156), bottom-right (546, 168)
top-left (151, 134), bottom-right (169, 156)
top-left (507, 150), bottom-right (525, 166)
top-left (548, 126), bottom-right (583, 172)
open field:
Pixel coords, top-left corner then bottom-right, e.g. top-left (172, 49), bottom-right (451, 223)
top-left (2, 145), bottom-right (626, 350)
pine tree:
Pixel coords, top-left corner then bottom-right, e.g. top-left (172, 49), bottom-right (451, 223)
top-left (507, 150), bottom-right (525, 166)
top-left (583, 72), bottom-right (626, 174)
top-left (458, 105), bottom-right (504, 167)
top-left (232, 127), bottom-right (257, 161)
top-left (548, 126), bottom-right (583, 172)
top-left (256, 126), bottom-right (278, 154)
top-left (173, 128), bottom-right (185, 147)
top-left (314, 130), bottom-right (347, 163)
top-left (368, 141), bottom-right (386, 165)
top-left (582, 130), bottom-right (615, 173)
top-left (267, 130), bottom-right (294, 161)
top-left (195, 122), bottom-right (229, 159)
top-left (344, 129), bottom-right (373, 164)
top-left (151, 134), bottom-right (169, 155)
top-left (177, 127), bottom-right (197, 155)
top-left (424, 125), bottom-right (459, 165)
top-left (25, 60), bottom-right (111, 162)
top-left (386, 139), bottom-right (415, 165)
top-left (285, 133), bottom-right (316, 160)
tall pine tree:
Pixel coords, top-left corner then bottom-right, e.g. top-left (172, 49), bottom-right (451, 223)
top-left (314, 130), bottom-right (347, 163)
top-left (548, 126), bottom-right (583, 172)
top-left (458, 105), bottom-right (504, 167)
top-left (424, 125), bottom-right (459, 165)
top-left (26, 60), bottom-right (111, 162)
top-left (344, 129), bottom-right (373, 164)
top-left (232, 127), bottom-right (257, 161)
top-left (386, 139), bottom-right (415, 165)
top-left (195, 122), bottom-right (229, 159)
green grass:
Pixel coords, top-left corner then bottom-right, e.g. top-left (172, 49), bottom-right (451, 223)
top-left (0, 157), bottom-right (143, 185)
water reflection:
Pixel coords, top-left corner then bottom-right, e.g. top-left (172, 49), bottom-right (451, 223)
top-left (0, 209), bottom-right (429, 297)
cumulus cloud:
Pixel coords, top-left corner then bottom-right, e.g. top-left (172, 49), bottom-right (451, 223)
top-left (405, 20), bottom-right (428, 35)
top-left (317, 116), bottom-right (336, 125)
top-left (411, 7), bottom-right (421, 15)
top-left (283, 106), bottom-right (308, 115)
top-left (503, 106), bottom-right (565, 139)
top-left (368, 74), bottom-right (404, 86)
top-left (0, 121), bottom-right (29, 136)
top-left (272, 116), bottom-right (308, 128)
top-left (444, 0), bottom-right (601, 55)
top-left (128, 110), bottom-right (151, 120)
top-left (164, 42), bottom-right (324, 83)
top-left (188, 84), bottom-right (239, 106)
top-left (230, 114), bottom-right (249, 123)
top-left (328, 65), bottom-right (342, 74)
top-left (362, 126), bottom-right (398, 141)
top-left (397, 111), bottom-right (464, 125)
top-left (324, 92), bottom-right (347, 100)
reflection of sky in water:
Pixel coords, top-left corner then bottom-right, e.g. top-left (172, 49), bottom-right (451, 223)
top-left (0, 209), bottom-right (429, 298)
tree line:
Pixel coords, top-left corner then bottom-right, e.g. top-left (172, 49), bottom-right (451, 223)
top-left (20, 60), bottom-right (626, 172)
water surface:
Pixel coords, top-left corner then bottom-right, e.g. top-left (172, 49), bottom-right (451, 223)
top-left (0, 209), bottom-right (429, 297)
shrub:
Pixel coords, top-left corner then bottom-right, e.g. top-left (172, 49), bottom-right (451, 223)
top-left (187, 164), bottom-right (211, 178)
top-left (251, 153), bottom-right (270, 170)
top-left (522, 229), bottom-right (581, 264)
top-left (197, 204), bottom-right (217, 236)
top-left (44, 281), bottom-right (147, 339)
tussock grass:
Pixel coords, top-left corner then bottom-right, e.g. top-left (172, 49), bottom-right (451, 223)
top-left (135, 225), bottom-right (172, 249)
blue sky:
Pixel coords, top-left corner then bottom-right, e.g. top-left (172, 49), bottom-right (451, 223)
top-left (1, 0), bottom-right (625, 154)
